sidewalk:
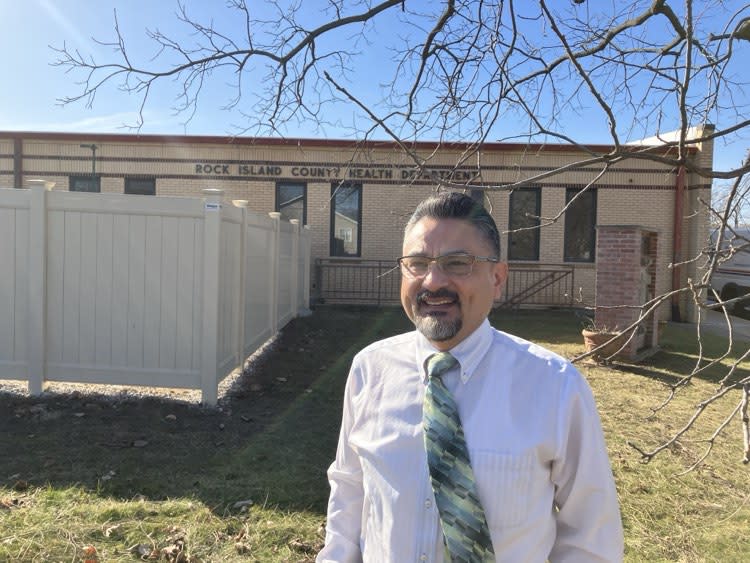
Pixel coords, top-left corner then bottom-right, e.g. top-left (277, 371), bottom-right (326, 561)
top-left (695, 309), bottom-right (750, 342)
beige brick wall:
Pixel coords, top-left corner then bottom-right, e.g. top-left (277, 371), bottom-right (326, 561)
top-left (2, 132), bottom-right (713, 315)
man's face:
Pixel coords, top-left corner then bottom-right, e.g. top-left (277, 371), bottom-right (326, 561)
top-left (400, 217), bottom-right (508, 351)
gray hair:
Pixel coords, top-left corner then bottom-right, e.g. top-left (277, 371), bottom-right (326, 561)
top-left (405, 191), bottom-right (501, 257)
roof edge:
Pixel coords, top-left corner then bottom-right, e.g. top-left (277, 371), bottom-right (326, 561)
top-left (0, 130), bottom-right (697, 154)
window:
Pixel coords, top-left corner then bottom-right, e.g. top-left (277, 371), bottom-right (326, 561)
top-left (276, 182), bottom-right (306, 224)
top-left (69, 175), bottom-right (101, 193)
top-left (564, 188), bottom-right (597, 262)
top-left (508, 188), bottom-right (541, 261)
top-left (125, 177), bottom-right (156, 195)
top-left (330, 182), bottom-right (362, 257)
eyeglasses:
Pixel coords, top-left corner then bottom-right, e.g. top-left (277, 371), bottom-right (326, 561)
top-left (397, 253), bottom-right (499, 278)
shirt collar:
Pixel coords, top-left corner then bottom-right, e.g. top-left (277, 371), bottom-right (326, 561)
top-left (416, 319), bottom-right (494, 384)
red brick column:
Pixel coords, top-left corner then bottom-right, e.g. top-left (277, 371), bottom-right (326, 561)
top-left (594, 226), bottom-right (659, 360)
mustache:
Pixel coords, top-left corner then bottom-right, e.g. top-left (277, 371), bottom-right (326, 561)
top-left (416, 289), bottom-right (459, 305)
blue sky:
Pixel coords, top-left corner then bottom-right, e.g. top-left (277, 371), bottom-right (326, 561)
top-left (0, 0), bottom-right (747, 178)
top-left (0, 1), bottom-right (223, 134)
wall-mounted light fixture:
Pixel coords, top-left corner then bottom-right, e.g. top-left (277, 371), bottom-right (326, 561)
top-left (79, 143), bottom-right (98, 178)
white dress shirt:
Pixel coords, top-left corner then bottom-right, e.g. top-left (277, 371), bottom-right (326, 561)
top-left (317, 319), bottom-right (623, 563)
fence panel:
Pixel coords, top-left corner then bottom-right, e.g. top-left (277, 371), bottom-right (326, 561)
top-left (0, 185), bottom-right (311, 404)
top-left (44, 191), bottom-right (206, 388)
top-left (243, 213), bottom-right (275, 356)
top-left (0, 190), bottom-right (29, 379)
top-left (217, 207), bottom-right (243, 379)
top-left (298, 227), bottom-right (311, 309)
top-left (277, 221), bottom-right (295, 325)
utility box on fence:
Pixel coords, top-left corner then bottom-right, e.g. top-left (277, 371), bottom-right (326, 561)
top-left (594, 225), bottom-right (659, 361)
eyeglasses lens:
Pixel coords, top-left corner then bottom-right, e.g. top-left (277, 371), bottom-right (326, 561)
top-left (400, 255), bottom-right (474, 277)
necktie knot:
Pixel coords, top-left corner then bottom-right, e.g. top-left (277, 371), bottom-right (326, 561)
top-left (426, 352), bottom-right (458, 379)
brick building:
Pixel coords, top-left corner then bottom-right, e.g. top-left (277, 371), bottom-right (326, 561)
top-left (0, 130), bottom-right (714, 321)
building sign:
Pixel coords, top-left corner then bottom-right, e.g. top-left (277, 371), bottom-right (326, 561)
top-left (194, 163), bottom-right (477, 182)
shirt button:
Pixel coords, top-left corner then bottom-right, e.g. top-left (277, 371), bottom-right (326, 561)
top-left (424, 499), bottom-right (432, 508)
top-left (420, 555), bottom-right (427, 561)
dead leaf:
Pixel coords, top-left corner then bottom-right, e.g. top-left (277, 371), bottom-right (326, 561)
top-left (82, 544), bottom-right (98, 563)
top-left (289, 538), bottom-right (317, 554)
top-left (0, 497), bottom-right (23, 510)
top-left (12, 480), bottom-right (29, 492)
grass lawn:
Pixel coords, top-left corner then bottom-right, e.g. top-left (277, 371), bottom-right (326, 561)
top-left (1, 307), bottom-right (749, 562)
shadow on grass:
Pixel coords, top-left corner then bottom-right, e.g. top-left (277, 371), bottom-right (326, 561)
top-left (596, 323), bottom-right (750, 391)
top-left (4, 306), bottom-right (744, 519)
top-left (0, 307), bottom-right (413, 516)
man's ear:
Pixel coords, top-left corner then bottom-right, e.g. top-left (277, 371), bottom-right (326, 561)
top-left (493, 262), bottom-right (508, 300)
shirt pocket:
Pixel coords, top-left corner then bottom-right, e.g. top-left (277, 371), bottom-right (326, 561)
top-left (469, 450), bottom-right (538, 529)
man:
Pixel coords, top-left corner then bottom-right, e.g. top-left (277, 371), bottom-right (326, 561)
top-left (317, 192), bottom-right (623, 562)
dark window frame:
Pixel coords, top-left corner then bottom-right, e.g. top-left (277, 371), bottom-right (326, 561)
top-left (124, 177), bottom-right (156, 195)
top-left (508, 187), bottom-right (541, 261)
top-left (329, 182), bottom-right (363, 257)
top-left (275, 181), bottom-right (307, 225)
top-left (69, 175), bottom-right (101, 193)
top-left (564, 188), bottom-right (597, 263)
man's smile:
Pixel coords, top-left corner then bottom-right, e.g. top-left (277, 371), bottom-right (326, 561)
top-left (416, 290), bottom-right (460, 314)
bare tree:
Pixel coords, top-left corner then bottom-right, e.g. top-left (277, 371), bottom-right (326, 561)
top-left (53, 0), bottom-right (750, 465)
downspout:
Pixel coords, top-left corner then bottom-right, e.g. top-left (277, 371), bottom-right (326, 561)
top-left (671, 165), bottom-right (686, 321)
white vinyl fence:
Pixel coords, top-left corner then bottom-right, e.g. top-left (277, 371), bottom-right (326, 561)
top-left (0, 182), bottom-right (311, 405)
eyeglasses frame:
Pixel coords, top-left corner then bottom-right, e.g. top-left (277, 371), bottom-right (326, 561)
top-left (396, 252), bottom-right (500, 278)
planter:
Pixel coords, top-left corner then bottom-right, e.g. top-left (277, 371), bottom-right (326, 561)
top-left (582, 329), bottom-right (625, 363)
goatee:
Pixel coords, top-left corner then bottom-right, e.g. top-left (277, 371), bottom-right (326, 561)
top-left (413, 289), bottom-right (461, 341)
top-left (415, 314), bottom-right (462, 341)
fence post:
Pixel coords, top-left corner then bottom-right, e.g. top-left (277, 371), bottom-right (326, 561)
top-left (290, 219), bottom-right (300, 315)
top-left (200, 189), bottom-right (224, 406)
top-left (302, 226), bottom-right (311, 310)
top-left (27, 179), bottom-right (54, 396)
top-left (269, 212), bottom-right (281, 334)
top-left (234, 200), bottom-right (249, 370)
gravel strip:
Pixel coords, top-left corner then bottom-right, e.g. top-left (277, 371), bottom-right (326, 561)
top-left (0, 333), bottom-right (280, 407)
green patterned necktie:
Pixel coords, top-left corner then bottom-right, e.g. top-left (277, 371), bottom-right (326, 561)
top-left (423, 352), bottom-right (495, 562)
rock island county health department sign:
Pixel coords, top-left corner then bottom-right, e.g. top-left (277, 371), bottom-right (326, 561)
top-left (193, 162), bottom-right (478, 182)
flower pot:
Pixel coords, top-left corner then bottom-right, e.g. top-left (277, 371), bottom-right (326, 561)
top-left (582, 329), bottom-right (625, 362)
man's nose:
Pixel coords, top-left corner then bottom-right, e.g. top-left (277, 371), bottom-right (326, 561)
top-left (421, 261), bottom-right (450, 288)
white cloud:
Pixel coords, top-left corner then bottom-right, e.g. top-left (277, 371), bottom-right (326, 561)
top-left (1, 111), bottom-right (181, 134)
